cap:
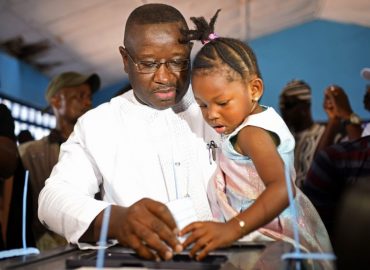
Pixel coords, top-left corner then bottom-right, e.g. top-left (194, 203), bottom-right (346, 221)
top-left (45, 71), bottom-right (100, 103)
top-left (279, 79), bottom-right (311, 108)
top-left (361, 67), bottom-right (370, 80)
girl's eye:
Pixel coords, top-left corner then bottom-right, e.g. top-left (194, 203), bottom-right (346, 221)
top-left (218, 101), bottom-right (229, 106)
top-left (198, 104), bottom-right (207, 108)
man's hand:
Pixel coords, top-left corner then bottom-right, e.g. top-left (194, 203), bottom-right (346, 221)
top-left (324, 85), bottom-right (353, 120)
top-left (97, 198), bottom-right (182, 260)
top-left (180, 221), bottom-right (239, 260)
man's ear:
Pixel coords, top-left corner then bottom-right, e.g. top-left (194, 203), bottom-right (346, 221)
top-left (250, 77), bottom-right (264, 102)
top-left (119, 46), bottom-right (129, 73)
top-left (49, 95), bottom-right (60, 109)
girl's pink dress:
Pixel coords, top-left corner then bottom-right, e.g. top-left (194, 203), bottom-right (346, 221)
top-left (208, 107), bottom-right (333, 259)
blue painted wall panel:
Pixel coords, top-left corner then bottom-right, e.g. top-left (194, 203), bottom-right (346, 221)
top-left (0, 52), bottom-right (49, 109)
top-left (1, 20), bottom-right (370, 121)
top-left (250, 20), bottom-right (370, 121)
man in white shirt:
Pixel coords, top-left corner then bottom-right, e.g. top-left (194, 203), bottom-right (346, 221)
top-left (38, 3), bottom-right (218, 261)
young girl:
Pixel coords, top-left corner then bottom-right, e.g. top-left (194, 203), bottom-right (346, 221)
top-left (180, 10), bottom-right (332, 262)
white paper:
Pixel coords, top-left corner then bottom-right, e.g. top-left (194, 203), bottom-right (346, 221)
top-left (166, 197), bottom-right (197, 242)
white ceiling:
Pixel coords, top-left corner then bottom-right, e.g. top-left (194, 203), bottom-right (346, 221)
top-left (1, 0), bottom-right (370, 89)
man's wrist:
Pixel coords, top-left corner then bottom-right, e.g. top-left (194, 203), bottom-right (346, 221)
top-left (106, 205), bottom-right (128, 240)
top-left (342, 112), bottom-right (361, 126)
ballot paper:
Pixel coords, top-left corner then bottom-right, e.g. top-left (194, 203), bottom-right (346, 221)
top-left (166, 197), bottom-right (198, 242)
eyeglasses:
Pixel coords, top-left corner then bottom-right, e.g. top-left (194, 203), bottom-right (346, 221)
top-left (125, 49), bottom-right (190, 74)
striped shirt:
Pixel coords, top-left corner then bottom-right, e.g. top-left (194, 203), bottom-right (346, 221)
top-left (302, 135), bottom-right (370, 238)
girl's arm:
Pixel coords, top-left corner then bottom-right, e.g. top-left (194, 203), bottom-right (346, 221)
top-left (231, 125), bottom-right (292, 238)
top-left (181, 125), bottom-right (293, 260)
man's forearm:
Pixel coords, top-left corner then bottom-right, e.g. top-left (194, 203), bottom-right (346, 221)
top-left (79, 205), bottom-right (128, 243)
top-left (315, 119), bottom-right (340, 155)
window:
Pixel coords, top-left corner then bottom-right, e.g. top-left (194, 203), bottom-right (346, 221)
top-left (0, 94), bottom-right (55, 140)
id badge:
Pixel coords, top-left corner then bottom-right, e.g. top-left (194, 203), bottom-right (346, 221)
top-left (166, 197), bottom-right (197, 232)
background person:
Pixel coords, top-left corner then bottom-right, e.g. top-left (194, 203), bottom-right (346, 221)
top-left (0, 104), bottom-right (18, 181)
top-left (0, 104), bottom-right (18, 249)
top-left (279, 80), bottom-right (326, 188)
top-left (334, 180), bottom-right (370, 270)
top-left (320, 85), bottom-right (362, 142)
top-left (19, 71), bottom-right (100, 251)
top-left (303, 135), bottom-right (370, 241)
top-left (361, 84), bottom-right (370, 136)
top-left (17, 129), bottom-right (35, 144)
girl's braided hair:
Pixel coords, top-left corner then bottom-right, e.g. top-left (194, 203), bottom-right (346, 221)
top-left (182, 10), bottom-right (261, 81)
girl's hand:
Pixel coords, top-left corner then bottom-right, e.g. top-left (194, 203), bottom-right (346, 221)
top-left (180, 221), bottom-right (240, 260)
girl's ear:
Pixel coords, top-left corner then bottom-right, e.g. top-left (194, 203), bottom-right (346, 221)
top-left (249, 77), bottom-right (264, 102)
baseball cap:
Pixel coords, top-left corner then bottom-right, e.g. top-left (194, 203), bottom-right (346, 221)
top-left (279, 79), bottom-right (311, 109)
top-left (43, 71), bottom-right (100, 113)
top-left (361, 67), bottom-right (370, 80)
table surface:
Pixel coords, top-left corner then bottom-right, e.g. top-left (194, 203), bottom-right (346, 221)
top-left (0, 241), bottom-right (315, 270)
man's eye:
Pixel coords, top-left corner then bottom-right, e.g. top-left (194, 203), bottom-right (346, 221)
top-left (169, 60), bottom-right (188, 67)
top-left (139, 61), bottom-right (157, 68)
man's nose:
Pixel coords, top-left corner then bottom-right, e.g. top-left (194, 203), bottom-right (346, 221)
top-left (153, 63), bottom-right (171, 84)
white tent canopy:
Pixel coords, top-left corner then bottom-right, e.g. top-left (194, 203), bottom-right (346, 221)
top-left (1, 0), bottom-right (369, 88)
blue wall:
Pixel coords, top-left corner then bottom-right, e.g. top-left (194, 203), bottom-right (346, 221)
top-left (92, 80), bottom-right (129, 107)
top-left (250, 19), bottom-right (370, 121)
top-left (0, 51), bottom-right (129, 108)
top-left (0, 52), bottom-right (49, 108)
top-left (1, 19), bottom-right (370, 121)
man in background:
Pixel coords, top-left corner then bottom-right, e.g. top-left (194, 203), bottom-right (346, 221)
top-left (360, 67), bottom-right (370, 136)
top-left (19, 71), bottom-right (100, 250)
top-left (302, 67), bottom-right (370, 240)
top-left (279, 80), bottom-right (327, 188)
top-left (0, 104), bottom-right (18, 249)
top-left (0, 104), bottom-right (17, 182)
